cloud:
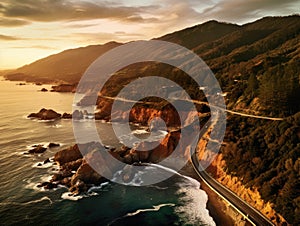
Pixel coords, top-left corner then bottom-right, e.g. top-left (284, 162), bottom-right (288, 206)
top-left (0, 34), bottom-right (20, 40)
top-left (0, 18), bottom-right (30, 27)
top-left (0, 0), bottom-right (158, 23)
top-left (12, 45), bottom-right (58, 50)
top-left (201, 0), bottom-right (300, 23)
top-left (71, 31), bottom-right (143, 44)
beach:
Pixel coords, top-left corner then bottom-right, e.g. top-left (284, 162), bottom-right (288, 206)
top-left (180, 162), bottom-right (237, 226)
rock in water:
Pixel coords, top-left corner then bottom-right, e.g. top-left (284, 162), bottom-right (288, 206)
top-left (62, 113), bottom-right (72, 119)
top-left (51, 84), bottom-right (76, 92)
top-left (28, 108), bottom-right (61, 120)
top-left (48, 143), bottom-right (60, 148)
top-left (72, 110), bottom-right (83, 120)
top-left (28, 145), bottom-right (47, 154)
top-left (44, 158), bottom-right (50, 164)
top-left (37, 182), bottom-right (57, 189)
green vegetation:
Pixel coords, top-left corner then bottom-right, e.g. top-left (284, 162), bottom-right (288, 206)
top-left (223, 113), bottom-right (300, 224)
top-left (258, 61), bottom-right (300, 116)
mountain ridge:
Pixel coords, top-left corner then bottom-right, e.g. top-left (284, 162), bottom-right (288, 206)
top-left (4, 15), bottom-right (299, 87)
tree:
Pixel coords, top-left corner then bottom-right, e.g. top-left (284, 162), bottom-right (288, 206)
top-left (246, 73), bottom-right (259, 98)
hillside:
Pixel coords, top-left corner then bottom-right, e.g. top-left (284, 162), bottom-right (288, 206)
top-left (4, 41), bottom-right (122, 83)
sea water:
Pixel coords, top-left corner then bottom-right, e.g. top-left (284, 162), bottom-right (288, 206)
top-left (0, 78), bottom-right (215, 226)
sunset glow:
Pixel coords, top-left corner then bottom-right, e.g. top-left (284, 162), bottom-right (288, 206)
top-left (0, 0), bottom-right (299, 69)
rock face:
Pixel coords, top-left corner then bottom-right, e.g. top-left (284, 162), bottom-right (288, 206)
top-left (54, 144), bottom-right (83, 165)
top-left (96, 98), bottom-right (183, 126)
top-left (28, 108), bottom-right (61, 120)
top-left (196, 133), bottom-right (289, 226)
top-left (70, 161), bottom-right (105, 194)
top-left (50, 143), bottom-right (113, 195)
top-left (206, 153), bottom-right (289, 226)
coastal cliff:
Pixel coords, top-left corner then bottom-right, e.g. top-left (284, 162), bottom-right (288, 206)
top-left (45, 129), bottom-right (183, 195)
top-left (207, 153), bottom-right (288, 225)
top-left (39, 105), bottom-right (199, 194)
top-left (196, 131), bottom-right (289, 226)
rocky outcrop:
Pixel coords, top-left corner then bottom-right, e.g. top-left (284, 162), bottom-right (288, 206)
top-left (72, 110), bottom-right (83, 120)
top-left (36, 103), bottom-right (200, 194)
top-left (48, 143), bottom-right (60, 148)
top-left (54, 144), bottom-right (83, 165)
top-left (39, 127), bottom-right (186, 194)
top-left (28, 108), bottom-right (61, 120)
top-left (47, 143), bottom-right (116, 194)
top-left (51, 84), bottom-right (76, 92)
top-left (25, 143), bottom-right (60, 154)
top-left (62, 113), bottom-right (72, 119)
top-left (95, 97), bottom-right (203, 126)
top-left (28, 145), bottom-right (47, 154)
top-left (28, 108), bottom-right (87, 120)
top-left (69, 161), bottom-right (106, 194)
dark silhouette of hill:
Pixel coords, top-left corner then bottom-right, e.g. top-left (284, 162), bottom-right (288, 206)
top-left (5, 41), bottom-right (122, 83)
top-left (156, 20), bottom-right (240, 49)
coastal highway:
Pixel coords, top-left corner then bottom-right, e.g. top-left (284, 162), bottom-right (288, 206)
top-left (190, 153), bottom-right (275, 226)
top-left (99, 94), bottom-right (278, 225)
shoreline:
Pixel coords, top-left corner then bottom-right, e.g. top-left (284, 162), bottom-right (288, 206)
top-left (180, 162), bottom-right (236, 226)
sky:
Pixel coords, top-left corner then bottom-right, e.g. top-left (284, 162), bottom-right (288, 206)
top-left (0, 0), bottom-right (299, 69)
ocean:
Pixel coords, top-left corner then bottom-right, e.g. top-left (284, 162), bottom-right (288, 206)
top-left (0, 78), bottom-right (215, 226)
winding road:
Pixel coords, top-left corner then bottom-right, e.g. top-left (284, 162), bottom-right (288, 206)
top-left (99, 94), bottom-right (280, 225)
top-left (100, 95), bottom-right (284, 121)
top-left (190, 154), bottom-right (275, 226)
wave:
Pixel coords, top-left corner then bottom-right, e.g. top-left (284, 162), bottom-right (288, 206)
top-left (0, 196), bottom-right (53, 206)
top-left (61, 182), bottom-right (110, 201)
top-left (174, 186), bottom-right (215, 226)
top-left (108, 203), bottom-right (175, 225)
top-left (132, 129), bottom-right (149, 135)
top-left (32, 162), bottom-right (53, 169)
top-left (24, 174), bottom-right (59, 192)
top-left (126, 203), bottom-right (176, 217)
top-left (110, 163), bottom-right (215, 226)
top-left (46, 124), bottom-right (63, 128)
top-left (111, 169), bottom-right (145, 186)
top-left (61, 192), bottom-right (84, 201)
top-left (24, 115), bottom-right (58, 123)
top-left (23, 196), bottom-right (53, 205)
top-left (24, 161), bottom-right (215, 225)
top-left (87, 182), bottom-right (109, 193)
top-left (148, 164), bottom-right (215, 225)
top-left (26, 142), bottom-right (48, 150)
top-left (118, 129), bottom-right (168, 147)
